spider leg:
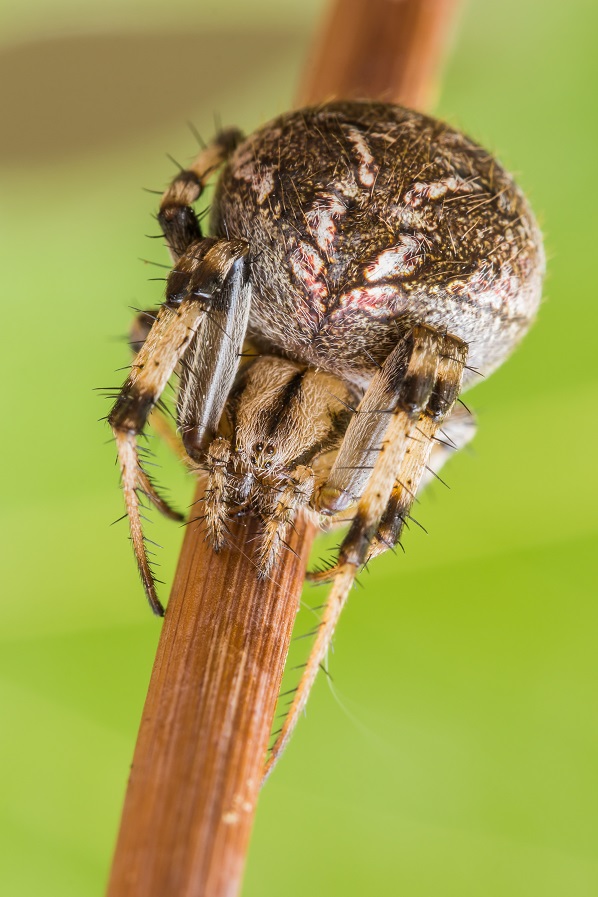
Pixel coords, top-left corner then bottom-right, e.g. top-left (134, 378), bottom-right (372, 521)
top-left (159, 127), bottom-right (244, 262)
top-left (109, 238), bottom-right (250, 614)
top-left (368, 402), bottom-right (476, 562)
top-left (258, 466), bottom-right (315, 575)
top-left (264, 326), bottom-right (467, 777)
top-left (313, 333), bottom-right (414, 520)
top-left (421, 401), bottom-right (477, 490)
top-left (203, 437), bottom-right (233, 550)
top-left (310, 327), bottom-right (469, 578)
top-left (110, 123), bottom-right (247, 614)
top-left (146, 410), bottom-right (192, 467)
top-left (176, 244), bottom-right (252, 461)
top-left (129, 308), bottom-right (193, 467)
top-left (121, 123), bottom-right (245, 473)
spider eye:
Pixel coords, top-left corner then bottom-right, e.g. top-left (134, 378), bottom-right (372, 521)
top-left (264, 461), bottom-right (272, 469)
top-left (255, 442), bottom-right (264, 452)
top-left (265, 444), bottom-right (275, 455)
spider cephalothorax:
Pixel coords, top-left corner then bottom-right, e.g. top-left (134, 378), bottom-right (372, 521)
top-left (108, 100), bottom-right (543, 770)
top-left (200, 355), bottom-right (356, 571)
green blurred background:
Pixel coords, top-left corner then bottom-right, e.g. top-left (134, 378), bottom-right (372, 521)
top-left (1, 0), bottom-right (597, 894)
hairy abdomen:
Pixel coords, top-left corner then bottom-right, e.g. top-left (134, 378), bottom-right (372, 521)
top-left (213, 101), bottom-right (544, 390)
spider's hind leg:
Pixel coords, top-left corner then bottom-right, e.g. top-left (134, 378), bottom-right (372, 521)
top-left (368, 401), bottom-right (476, 562)
top-left (337, 328), bottom-right (468, 571)
top-left (310, 326), bottom-right (469, 576)
top-left (265, 326), bottom-right (468, 776)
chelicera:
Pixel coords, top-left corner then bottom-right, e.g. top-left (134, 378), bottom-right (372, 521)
top-left (109, 101), bottom-right (543, 770)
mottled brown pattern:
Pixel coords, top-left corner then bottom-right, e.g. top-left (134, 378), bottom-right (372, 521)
top-left (213, 101), bottom-right (544, 389)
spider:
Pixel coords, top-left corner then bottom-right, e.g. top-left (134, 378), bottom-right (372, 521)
top-left (109, 101), bottom-right (543, 770)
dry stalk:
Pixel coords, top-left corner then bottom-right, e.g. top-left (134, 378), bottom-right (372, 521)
top-left (106, 2), bottom-right (461, 895)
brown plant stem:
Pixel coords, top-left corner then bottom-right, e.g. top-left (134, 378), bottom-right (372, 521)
top-left (106, 2), bottom-right (461, 896)
top-left (298, 0), bottom-right (461, 110)
top-left (106, 509), bottom-right (316, 897)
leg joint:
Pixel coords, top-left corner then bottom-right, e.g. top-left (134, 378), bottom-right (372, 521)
top-left (109, 386), bottom-right (155, 435)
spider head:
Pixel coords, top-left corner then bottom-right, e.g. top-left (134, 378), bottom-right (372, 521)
top-left (226, 356), bottom-right (354, 485)
top-left (200, 356), bottom-right (356, 541)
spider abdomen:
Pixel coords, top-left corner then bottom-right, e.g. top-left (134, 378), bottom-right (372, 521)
top-left (213, 100), bottom-right (544, 389)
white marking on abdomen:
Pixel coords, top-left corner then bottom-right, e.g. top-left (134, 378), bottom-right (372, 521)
top-left (364, 235), bottom-right (424, 281)
top-left (404, 176), bottom-right (479, 207)
top-left (335, 284), bottom-right (406, 318)
top-left (347, 128), bottom-right (378, 187)
top-left (290, 241), bottom-right (328, 309)
top-left (306, 193), bottom-right (346, 255)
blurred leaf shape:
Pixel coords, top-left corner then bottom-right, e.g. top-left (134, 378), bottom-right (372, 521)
top-left (0, 30), bottom-right (301, 164)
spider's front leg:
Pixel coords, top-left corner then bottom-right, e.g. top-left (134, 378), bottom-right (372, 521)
top-left (110, 239), bottom-right (250, 614)
top-left (127, 308), bottom-right (191, 465)
top-left (109, 129), bottom-right (251, 614)
top-left (264, 325), bottom-right (467, 776)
